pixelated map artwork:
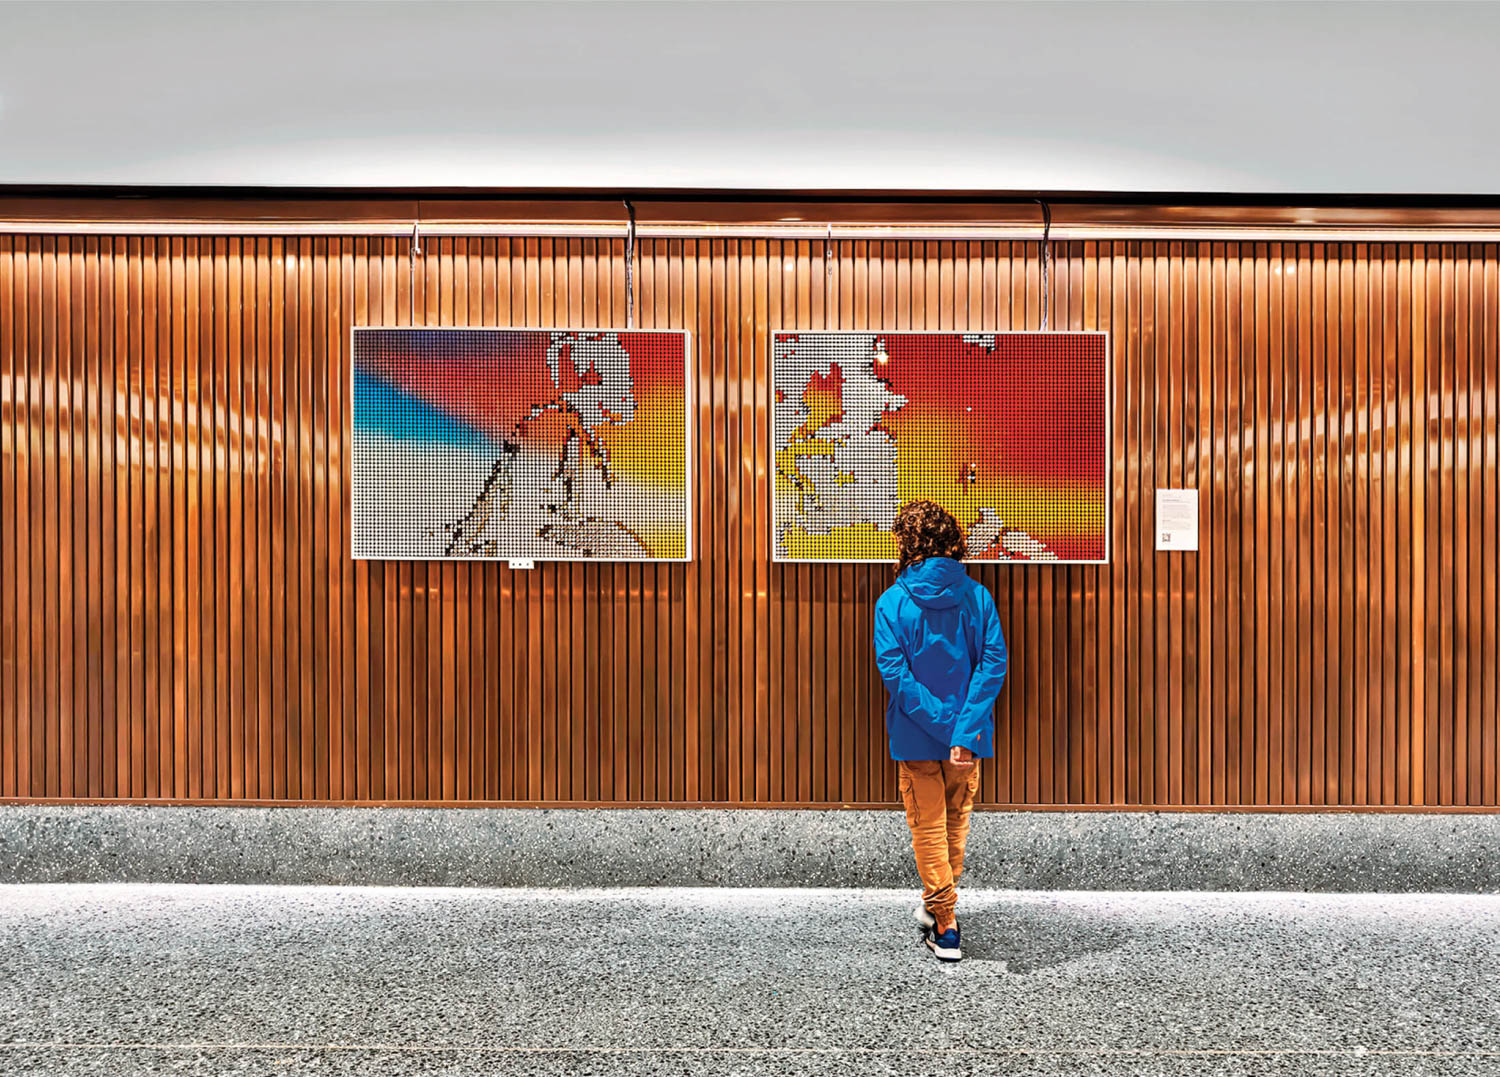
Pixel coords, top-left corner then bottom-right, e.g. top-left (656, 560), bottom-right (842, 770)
top-left (772, 332), bottom-right (1108, 563)
top-left (352, 328), bottom-right (690, 561)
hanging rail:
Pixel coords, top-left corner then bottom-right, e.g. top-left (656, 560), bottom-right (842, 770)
top-left (3, 218), bottom-right (1500, 242)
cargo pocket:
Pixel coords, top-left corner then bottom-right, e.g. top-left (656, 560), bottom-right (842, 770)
top-left (898, 768), bottom-right (920, 828)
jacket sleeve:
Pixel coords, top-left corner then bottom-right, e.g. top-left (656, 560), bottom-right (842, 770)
top-left (874, 599), bottom-right (957, 743)
top-left (952, 589), bottom-right (1007, 753)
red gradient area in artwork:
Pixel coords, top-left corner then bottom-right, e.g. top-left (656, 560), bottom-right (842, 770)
top-left (880, 334), bottom-right (1106, 492)
top-left (1031, 529), bottom-right (1103, 562)
top-left (799, 365), bottom-right (846, 434)
top-left (625, 334), bottom-right (687, 395)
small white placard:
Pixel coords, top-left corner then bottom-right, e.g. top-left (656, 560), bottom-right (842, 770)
top-left (1155, 489), bottom-right (1199, 551)
top-left (508, 559), bottom-right (535, 571)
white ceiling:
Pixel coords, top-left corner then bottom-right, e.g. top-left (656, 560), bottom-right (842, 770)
top-left (1, 0), bottom-right (1496, 195)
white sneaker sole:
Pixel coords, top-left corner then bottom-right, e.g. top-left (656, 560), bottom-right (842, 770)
top-left (924, 933), bottom-right (963, 962)
top-left (913, 905), bottom-right (936, 930)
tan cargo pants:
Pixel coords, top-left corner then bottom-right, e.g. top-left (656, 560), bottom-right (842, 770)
top-left (897, 758), bottom-right (981, 926)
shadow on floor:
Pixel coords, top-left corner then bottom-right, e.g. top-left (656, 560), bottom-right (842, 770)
top-left (957, 903), bottom-right (1136, 973)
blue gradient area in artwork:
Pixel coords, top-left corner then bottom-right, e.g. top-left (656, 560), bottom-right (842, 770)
top-left (352, 367), bottom-right (502, 453)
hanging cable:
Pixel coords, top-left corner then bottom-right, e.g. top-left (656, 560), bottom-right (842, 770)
top-left (623, 199), bottom-right (637, 329)
top-left (1036, 199), bottom-right (1052, 331)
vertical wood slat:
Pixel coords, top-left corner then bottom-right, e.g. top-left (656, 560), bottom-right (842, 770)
top-left (0, 234), bottom-right (1496, 808)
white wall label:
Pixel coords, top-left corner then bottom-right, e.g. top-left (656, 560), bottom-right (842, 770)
top-left (508, 559), bottom-right (535, 571)
top-left (1155, 489), bottom-right (1199, 552)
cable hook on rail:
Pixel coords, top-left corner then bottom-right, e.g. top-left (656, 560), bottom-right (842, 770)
top-left (1036, 199), bottom-right (1052, 331)
top-left (825, 222), bottom-right (834, 326)
top-left (408, 219), bottom-right (424, 325)
top-left (623, 199), bottom-right (637, 329)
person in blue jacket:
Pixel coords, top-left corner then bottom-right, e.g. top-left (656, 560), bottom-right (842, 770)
top-left (874, 499), bottom-right (1008, 962)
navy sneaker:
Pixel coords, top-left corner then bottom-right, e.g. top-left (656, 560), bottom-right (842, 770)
top-left (924, 923), bottom-right (962, 962)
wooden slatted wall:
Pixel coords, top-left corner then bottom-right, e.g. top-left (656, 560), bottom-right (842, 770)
top-left (0, 233), bottom-right (1496, 808)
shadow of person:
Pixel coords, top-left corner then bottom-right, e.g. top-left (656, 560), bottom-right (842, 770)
top-left (957, 902), bottom-right (1136, 972)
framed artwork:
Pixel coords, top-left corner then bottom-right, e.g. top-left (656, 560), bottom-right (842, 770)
top-left (771, 331), bottom-right (1109, 564)
top-left (351, 327), bottom-right (691, 561)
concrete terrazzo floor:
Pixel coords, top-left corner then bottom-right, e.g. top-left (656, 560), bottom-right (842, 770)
top-left (1, 885), bottom-right (1497, 1077)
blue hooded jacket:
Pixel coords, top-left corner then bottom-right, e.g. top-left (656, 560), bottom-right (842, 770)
top-left (874, 557), bottom-right (1008, 761)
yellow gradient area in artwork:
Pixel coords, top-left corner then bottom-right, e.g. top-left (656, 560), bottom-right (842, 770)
top-left (781, 522), bottom-right (899, 561)
top-left (798, 381), bottom-right (843, 437)
top-left (631, 523), bottom-right (687, 559)
top-left (594, 392), bottom-right (686, 488)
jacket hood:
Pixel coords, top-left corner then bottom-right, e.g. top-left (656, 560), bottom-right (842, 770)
top-left (897, 557), bottom-right (968, 609)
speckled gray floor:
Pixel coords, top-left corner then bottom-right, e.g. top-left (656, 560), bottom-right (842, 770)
top-left (2, 885), bottom-right (1498, 1077)
top-left (10, 805), bottom-right (1500, 891)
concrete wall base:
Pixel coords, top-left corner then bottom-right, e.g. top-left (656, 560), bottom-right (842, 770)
top-left (2, 805), bottom-right (1497, 891)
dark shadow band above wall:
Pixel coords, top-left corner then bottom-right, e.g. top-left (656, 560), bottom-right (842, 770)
top-left (0, 194), bottom-right (1497, 810)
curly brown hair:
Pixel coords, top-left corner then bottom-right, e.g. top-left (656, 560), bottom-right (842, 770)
top-left (892, 500), bottom-right (967, 576)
